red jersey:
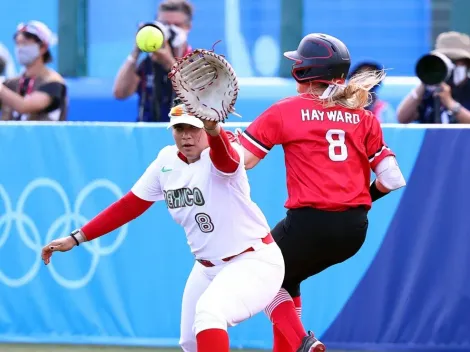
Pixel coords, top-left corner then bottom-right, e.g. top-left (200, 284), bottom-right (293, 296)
top-left (239, 93), bottom-right (395, 211)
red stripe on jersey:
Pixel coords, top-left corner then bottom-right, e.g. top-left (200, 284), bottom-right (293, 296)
top-left (239, 133), bottom-right (268, 159)
top-left (369, 145), bottom-right (395, 170)
top-left (82, 191), bottom-right (154, 241)
top-left (207, 128), bottom-right (240, 173)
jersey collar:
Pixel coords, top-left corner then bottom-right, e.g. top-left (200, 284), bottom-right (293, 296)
top-left (177, 151), bottom-right (189, 164)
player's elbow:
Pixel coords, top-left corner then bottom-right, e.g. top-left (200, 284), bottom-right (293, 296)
top-left (244, 158), bottom-right (258, 170)
top-left (243, 149), bottom-right (261, 170)
top-left (375, 156), bottom-right (406, 191)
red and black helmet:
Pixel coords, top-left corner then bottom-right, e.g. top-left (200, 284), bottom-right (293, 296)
top-left (284, 33), bottom-right (351, 84)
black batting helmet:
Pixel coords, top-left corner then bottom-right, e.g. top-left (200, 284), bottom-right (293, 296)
top-left (284, 33), bottom-right (351, 84)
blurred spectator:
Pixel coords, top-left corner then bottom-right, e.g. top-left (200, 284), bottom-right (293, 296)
top-left (348, 61), bottom-right (397, 123)
top-left (0, 57), bottom-right (5, 81)
top-left (113, 0), bottom-right (193, 122)
top-left (0, 42), bottom-right (16, 114)
top-left (0, 42), bottom-right (17, 79)
top-left (1, 21), bottom-right (68, 121)
top-left (397, 31), bottom-right (470, 124)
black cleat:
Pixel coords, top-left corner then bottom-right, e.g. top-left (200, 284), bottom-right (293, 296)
top-left (296, 331), bottom-right (326, 352)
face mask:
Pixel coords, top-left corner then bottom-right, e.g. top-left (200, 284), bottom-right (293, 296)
top-left (453, 65), bottom-right (468, 85)
top-left (168, 25), bottom-right (187, 48)
top-left (155, 21), bottom-right (187, 49)
top-left (15, 44), bottom-right (40, 66)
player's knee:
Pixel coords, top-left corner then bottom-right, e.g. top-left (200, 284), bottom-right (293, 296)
top-left (193, 296), bottom-right (227, 335)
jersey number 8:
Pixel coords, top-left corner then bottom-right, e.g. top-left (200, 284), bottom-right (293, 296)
top-left (326, 129), bottom-right (348, 161)
top-left (195, 213), bottom-right (215, 233)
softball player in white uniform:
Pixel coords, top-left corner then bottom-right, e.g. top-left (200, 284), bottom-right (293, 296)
top-left (42, 104), bottom-right (285, 352)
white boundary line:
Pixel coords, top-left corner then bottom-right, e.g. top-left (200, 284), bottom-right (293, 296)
top-left (223, 76), bottom-right (420, 86)
top-left (0, 121), bottom-right (470, 129)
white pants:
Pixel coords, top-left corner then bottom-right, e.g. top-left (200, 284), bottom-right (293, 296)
top-left (179, 243), bottom-right (285, 352)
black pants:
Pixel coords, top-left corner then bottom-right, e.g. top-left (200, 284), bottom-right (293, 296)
top-left (271, 207), bottom-right (369, 297)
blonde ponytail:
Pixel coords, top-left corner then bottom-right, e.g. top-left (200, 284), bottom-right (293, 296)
top-left (317, 69), bottom-right (386, 110)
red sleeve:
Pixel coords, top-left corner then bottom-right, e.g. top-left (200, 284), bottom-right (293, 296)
top-left (365, 111), bottom-right (395, 170)
top-left (81, 191), bottom-right (154, 241)
top-left (207, 127), bottom-right (240, 174)
top-left (239, 103), bottom-right (283, 159)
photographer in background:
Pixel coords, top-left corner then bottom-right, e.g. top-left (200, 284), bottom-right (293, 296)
top-left (113, 0), bottom-right (193, 122)
top-left (397, 31), bottom-right (470, 124)
top-left (1, 21), bottom-right (67, 122)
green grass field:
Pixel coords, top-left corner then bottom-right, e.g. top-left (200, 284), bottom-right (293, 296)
top-left (0, 343), bottom-right (369, 352)
top-left (0, 344), bottom-right (265, 352)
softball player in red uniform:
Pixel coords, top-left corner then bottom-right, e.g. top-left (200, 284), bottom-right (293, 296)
top-left (239, 33), bottom-right (406, 352)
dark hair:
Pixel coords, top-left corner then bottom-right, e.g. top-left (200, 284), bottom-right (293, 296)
top-left (158, 0), bottom-right (194, 22)
top-left (14, 32), bottom-right (52, 63)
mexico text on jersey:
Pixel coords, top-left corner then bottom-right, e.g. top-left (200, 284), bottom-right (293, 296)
top-left (131, 145), bottom-right (271, 260)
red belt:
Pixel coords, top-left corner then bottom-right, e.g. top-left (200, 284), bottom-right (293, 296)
top-left (197, 233), bottom-right (274, 268)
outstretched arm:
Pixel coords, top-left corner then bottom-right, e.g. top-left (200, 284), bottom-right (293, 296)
top-left (42, 192), bottom-right (154, 264)
top-left (203, 121), bottom-right (240, 174)
top-left (81, 191), bottom-right (154, 241)
top-left (42, 154), bottom-right (165, 265)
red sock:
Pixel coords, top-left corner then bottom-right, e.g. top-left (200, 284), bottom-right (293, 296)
top-left (196, 328), bottom-right (229, 352)
top-left (293, 296), bottom-right (302, 319)
top-left (266, 290), bottom-right (306, 351)
top-left (273, 324), bottom-right (294, 352)
top-left (273, 295), bottom-right (304, 352)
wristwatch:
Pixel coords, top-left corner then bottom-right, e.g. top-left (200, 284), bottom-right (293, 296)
top-left (70, 229), bottom-right (86, 246)
top-left (448, 102), bottom-right (462, 115)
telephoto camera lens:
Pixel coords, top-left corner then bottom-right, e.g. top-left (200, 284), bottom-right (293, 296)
top-left (416, 52), bottom-right (454, 85)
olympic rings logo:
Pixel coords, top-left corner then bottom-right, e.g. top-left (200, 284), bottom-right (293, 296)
top-left (0, 178), bottom-right (127, 289)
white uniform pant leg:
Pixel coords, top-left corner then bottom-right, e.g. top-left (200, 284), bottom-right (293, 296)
top-left (179, 262), bottom-right (213, 352)
top-left (193, 244), bottom-right (285, 335)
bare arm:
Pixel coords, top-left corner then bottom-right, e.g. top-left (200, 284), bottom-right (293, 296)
top-left (1, 100), bottom-right (12, 120)
top-left (452, 105), bottom-right (470, 123)
top-left (243, 147), bottom-right (261, 170)
top-left (0, 84), bottom-right (52, 114)
top-left (396, 84), bottom-right (425, 124)
top-left (113, 49), bottom-right (141, 100)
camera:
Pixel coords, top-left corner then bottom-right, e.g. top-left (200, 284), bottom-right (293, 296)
top-left (415, 51), bottom-right (454, 86)
top-left (152, 21), bottom-right (187, 50)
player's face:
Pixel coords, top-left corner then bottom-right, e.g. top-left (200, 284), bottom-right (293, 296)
top-left (173, 124), bottom-right (208, 162)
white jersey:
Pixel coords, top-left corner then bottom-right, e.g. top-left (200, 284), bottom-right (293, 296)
top-left (131, 144), bottom-right (271, 260)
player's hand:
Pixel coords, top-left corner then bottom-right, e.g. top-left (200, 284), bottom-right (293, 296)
top-left (203, 120), bottom-right (218, 130)
top-left (202, 120), bottom-right (220, 136)
top-left (152, 41), bottom-right (176, 71)
top-left (435, 83), bottom-right (455, 109)
top-left (41, 236), bottom-right (76, 265)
